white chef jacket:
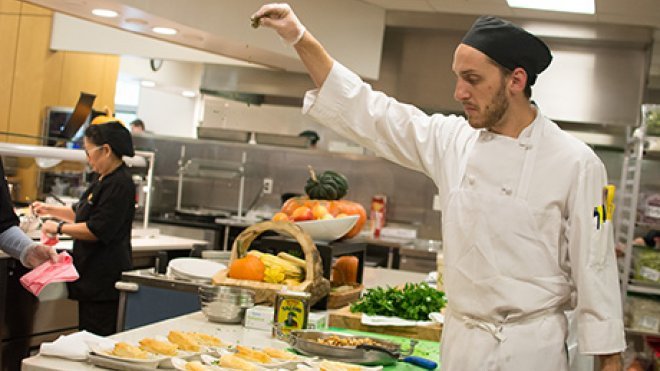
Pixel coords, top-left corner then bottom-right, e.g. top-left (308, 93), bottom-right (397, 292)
top-left (302, 61), bottom-right (625, 355)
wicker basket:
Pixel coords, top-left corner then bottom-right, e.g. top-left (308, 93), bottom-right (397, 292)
top-left (212, 221), bottom-right (331, 306)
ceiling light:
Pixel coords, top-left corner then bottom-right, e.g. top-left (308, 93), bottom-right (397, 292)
top-left (91, 8), bottom-right (118, 18)
top-left (181, 90), bottom-right (196, 98)
top-left (506, 0), bottom-right (595, 14)
top-left (152, 26), bottom-right (178, 35)
top-left (140, 80), bottom-right (156, 88)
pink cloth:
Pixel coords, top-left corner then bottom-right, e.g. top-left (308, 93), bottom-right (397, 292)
top-left (20, 252), bottom-right (79, 296)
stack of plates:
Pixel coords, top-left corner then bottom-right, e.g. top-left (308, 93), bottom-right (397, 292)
top-left (168, 258), bottom-right (226, 282)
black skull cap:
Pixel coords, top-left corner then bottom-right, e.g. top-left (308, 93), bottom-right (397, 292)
top-left (461, 16), bottom-right (552, 85)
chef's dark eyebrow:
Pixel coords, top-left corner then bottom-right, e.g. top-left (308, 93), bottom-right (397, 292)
top-left (457, 69), bottom-right (479, 78)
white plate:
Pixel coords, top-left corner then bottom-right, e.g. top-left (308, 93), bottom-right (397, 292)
top-left (295, 215), bottom-right (359, 241)
top-left (210, 349), bottom-right (306, 370)
top-left (172, 356), bottom-right (227, 370)
top-left (168, 258), bottom-right (227, 281)
top-left (88, 343), bottom-right (166, 367)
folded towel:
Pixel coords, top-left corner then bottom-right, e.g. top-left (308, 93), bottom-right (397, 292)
top-left (361, 312), bottom-right (443, 327)
top-left (40, 331), bottom-right (114, 360)
top-left (20, 252), bottom-right (79, 296)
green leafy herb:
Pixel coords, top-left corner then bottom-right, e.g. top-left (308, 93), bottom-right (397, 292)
top-left (349, 283), bottom-right (446, 321)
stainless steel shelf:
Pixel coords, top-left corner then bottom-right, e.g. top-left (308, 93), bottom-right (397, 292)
top-left (637, 221), bottom-right (660, 230)
top-left (625, 327), bottom-right (660, 337)
top-left (627, 283), bottom-right (660, 296)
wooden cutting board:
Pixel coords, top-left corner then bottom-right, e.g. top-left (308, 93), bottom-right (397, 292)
top-left (328, 306), bottom-right (442, 342)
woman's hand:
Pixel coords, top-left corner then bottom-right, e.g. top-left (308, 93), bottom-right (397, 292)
top-left (31, 201), bottom-right (52, 216)
top-left (41, 220), bottom-right (58, 235)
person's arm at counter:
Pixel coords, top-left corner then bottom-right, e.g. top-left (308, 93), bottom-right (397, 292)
top-left (0, 226), bottom-right (57, 267)
top-left (41, 220), bottom-right (97, 241)
top-left (31, 201), bottom-right (75, 223)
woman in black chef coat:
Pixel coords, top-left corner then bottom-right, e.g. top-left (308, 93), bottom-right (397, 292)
top-left (33, 119), bottom-right (136, 336)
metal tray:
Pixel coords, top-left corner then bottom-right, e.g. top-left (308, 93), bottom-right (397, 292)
top-left (277, 329), bottom-right (416, 366)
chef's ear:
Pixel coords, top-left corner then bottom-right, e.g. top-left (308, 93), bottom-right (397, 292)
top-left (509, 67), bottom-right (528, 95)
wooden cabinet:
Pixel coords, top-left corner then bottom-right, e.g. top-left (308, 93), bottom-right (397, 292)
top-left (0, 15), bottom-right (19, 139)
top-left (0, 3), bottom-right (119, 200)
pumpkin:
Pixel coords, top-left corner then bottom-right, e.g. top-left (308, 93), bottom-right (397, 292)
top-left (336, 200), bottom-right (367, 238)
top-left (332, 255), bottom-right (359, 284)
top-left (305, 166), bottom-right (349, 200)
top-left (228, 255), bottom-right (265, 281)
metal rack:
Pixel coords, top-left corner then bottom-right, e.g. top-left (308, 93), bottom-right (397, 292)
top-left (175, 145), bottom-right (247, 219)
top-left (615, 104), bottom-right (660, 335)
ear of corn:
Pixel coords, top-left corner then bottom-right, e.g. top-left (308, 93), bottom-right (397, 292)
top-left (247, 251), bottom-right (304, 280)
top-left (277, 252), bottom-right (306, 268)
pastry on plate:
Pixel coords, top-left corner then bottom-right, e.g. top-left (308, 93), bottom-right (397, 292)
top-left (168, 331), bottom-right (200, 352)
top-left (185, 361), bottom-right (211, 371)
top-left (110, 342), bottom-right (149, 359)
top-left (139, 338), bottom-right (178, 356)
top-left (236, 344), bottom-right (272, 363)
top-left (319, 360), bottom-right (362, 371)
top-left (188, 332), bottom-right (223, 346)
top-left (263, 347), bottom-right (297, 360)
top-left (220, 354), bottom-right (258, 370)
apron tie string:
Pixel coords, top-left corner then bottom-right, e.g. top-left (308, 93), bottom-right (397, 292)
top-left (461, 315), bottom-right (507, 342)
top-left (452, 306), bottom-right (562, 344)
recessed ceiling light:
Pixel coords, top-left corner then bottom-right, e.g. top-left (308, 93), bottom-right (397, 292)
top-left (152, 26), bottom-right (178, 35)
top-left (91, 8), bottom-right (119, 18)
top-left (141, 80), bottom-right (156, 88)
top-left (506, 0), bottom-right (595, 14)
top-left (181, 90), bottom-right (196, 98)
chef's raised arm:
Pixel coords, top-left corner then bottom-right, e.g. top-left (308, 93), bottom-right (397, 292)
top-left (251, 3), bottom-right (332, 88)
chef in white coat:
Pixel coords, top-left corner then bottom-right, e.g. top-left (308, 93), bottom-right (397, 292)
top-left (251, 4), bottom-right (625, 371)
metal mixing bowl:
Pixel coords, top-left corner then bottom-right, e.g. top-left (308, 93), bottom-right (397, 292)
top-left (199, 286), bottom-right (255, 323)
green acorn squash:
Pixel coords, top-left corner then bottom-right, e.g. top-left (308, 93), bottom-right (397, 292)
top-left (305, 166), bottom-right (349, 200)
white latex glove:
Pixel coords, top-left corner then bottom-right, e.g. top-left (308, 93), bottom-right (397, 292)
top-left (251, 3), bottom-right (306, 45)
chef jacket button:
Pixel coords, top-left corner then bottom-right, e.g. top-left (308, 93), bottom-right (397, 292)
top-left (501, 186), bottom-right (512, 195)
top-left (467, 175), bottom-right (475, 185)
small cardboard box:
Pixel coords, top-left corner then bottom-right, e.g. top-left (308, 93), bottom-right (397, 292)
top-left (244, 306), bottom-right (328, 332)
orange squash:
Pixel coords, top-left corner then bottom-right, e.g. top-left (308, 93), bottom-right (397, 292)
top-left (336, 200), bottom-right (367, 239)
top-left (228, 255), bottom-right (265, 281)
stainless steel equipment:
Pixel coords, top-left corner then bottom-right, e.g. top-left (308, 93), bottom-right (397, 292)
top-left (176, 146), bottom-right (247, 219)
top-left (398, 241), bottom-right (441, 273)
top-left (199, 286), bottom-right (254, 323)
top-left (116, 269), bottom-right (210, 331)
top-left (275, 329), bottom-right (429, 367)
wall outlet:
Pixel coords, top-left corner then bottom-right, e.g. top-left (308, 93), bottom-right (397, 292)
top-left (432, 194), bottom-right (442, 211)
top-left (263, 178), bottom-right (273, 194)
